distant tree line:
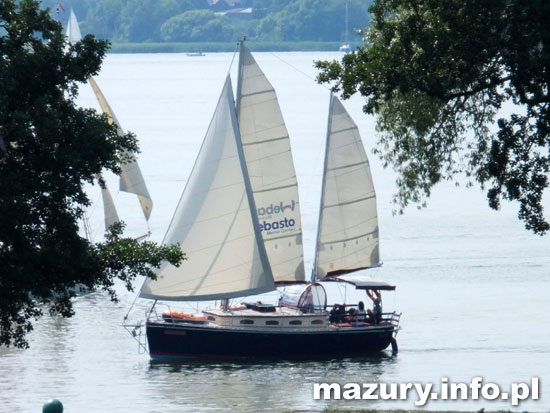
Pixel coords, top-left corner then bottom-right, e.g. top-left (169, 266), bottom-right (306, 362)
top-left (42, 0), bottom-right (372, 43)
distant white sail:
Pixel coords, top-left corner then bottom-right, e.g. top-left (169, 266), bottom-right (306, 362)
top-left (140, 76), bottom-right (275, 301)
top-left (98, 174), bottom-right (120, 231)
top-left (88, 77), bottom-right (153, 221)
top-left (65, 8), bottom-right (81, 44)
top-left (314, 94), bottom-right (380, 279)
top-left (65, 10), bottom-right (153, 222)
top-left (236, 43), bottom-right (305, 283)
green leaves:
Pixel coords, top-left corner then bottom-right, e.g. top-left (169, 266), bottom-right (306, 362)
top-left (0, 0), bottom-right (184, 348)
top-left (316, 0), bottom-right (550, 234)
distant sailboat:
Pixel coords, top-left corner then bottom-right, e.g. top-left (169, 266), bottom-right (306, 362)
top-left (65, 9), bottom-right (153, 233)
top-left (339, 0), bottom-right (351, 52)
top-left (131, 39), bottom-right (400, 359)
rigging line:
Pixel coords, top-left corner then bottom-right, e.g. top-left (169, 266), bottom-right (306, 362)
top-left (268, 50), bottom-right (332, 92)
top-left (242, 38), bottom-right (331, 90)
top-left (227, 42), bottom-right (240, 78)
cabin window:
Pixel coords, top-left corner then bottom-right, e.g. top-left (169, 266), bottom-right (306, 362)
top-left (240, 319), bottom-right (254, 325)
top-left (289, 320), bottom-right (302, 325)
top-left (311, 319), bottom-right (324, 325)
top-left (207, 316), bottom-right (215, 321)
top-left (265, 320), bottom-right (279, 326)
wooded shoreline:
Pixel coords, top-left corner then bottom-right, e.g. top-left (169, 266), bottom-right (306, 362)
top-left (109, 41), bottom-right (361, 53)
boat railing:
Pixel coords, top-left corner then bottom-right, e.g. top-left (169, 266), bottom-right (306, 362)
top-left (387, 311), bottom-right (402, 337)
top-left (122, 319), bottom-right (148, 354)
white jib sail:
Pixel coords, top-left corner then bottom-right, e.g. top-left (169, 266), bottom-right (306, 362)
top-left (140, 76), bottom-right (275, 301)
top-left (87, 77), bottom-right (153, 221)
top-left (315, 94), bottom-right (380, 279)
top-left (236, 44), bottom-right (305, 283)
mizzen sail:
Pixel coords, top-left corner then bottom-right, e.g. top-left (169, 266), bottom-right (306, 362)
top-left (140, 76), bottom-right (275, 301)
top-left (314, 94), bottom-right (380, 279)
top-left (235, 43), bottom-right (305, 283)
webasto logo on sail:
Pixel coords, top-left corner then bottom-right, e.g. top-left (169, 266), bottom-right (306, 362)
top-left (257, 200), bottom-right (296, 233)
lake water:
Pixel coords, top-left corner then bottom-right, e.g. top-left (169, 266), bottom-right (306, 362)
top-left (1, 50), bottom-right (549, 412)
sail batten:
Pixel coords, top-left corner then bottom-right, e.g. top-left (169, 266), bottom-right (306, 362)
top-left (321, 229), bottom-right (379, 245)
top-left (314, 94), bottom-right (380, 280)
top-left (323, 194), bottom-right (376, 209)
top-left (140, 76), bottom-right (275, 301)
top-left (242, 135), bottom-right (289, 146)
top-left (236, 42), bottom-right (305, 283)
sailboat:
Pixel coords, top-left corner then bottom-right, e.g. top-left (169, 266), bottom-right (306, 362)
top-left (339, 0), bottom-right (351, 52)
top-left (133, 39), bottom-right (400, 358)
top-left (65, 9), bottom-right (153, 236)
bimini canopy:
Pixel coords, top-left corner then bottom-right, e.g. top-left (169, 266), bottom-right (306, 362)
top-left (280, 283), bottom-right (327, 311)
top-left (333, 274), bottom-right (395, 291)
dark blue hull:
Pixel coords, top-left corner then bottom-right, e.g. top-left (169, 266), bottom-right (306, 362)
top-left (146, 321), bottom-right (395, 359)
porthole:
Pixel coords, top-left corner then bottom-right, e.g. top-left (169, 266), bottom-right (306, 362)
top-left (240, 319), bottom-right (254, 325)
top-left (266, 320), bottom-right (279, 326)
top-left (289, 320), bottom-right (302, 325)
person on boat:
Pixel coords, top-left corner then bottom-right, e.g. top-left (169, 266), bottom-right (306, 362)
top-left (329, 304), bottom-right (345, 323)
top-left (366, 294), bottom-right (382, 324)
top-left (353, 301), bottom-right (367, 325)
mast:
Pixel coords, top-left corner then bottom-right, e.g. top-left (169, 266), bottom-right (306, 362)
top-left (312, 92), bottom-right (334, 282)
top-left (235, 37), bottom-right (245, 119)
top-left (345, 1), bottom-right (348, 45)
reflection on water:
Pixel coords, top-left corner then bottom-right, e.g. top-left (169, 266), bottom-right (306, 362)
top-left (146, 355), bottom-right (398, 412)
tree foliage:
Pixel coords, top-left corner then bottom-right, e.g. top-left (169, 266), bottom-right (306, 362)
top-left (40, 0), bottom-right (371, 44)
top-left (316, 0), bottom-right (550, 234)
top-left (257, 0), bottom-right (370, 42)
top-left (0, 0), bottom-right (184, 348)
top-left (160, 10), bottom-right (232, 42)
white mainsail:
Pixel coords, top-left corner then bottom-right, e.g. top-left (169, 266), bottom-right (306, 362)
top-left (66, 10), bottom-right (153, 222)
top-left (236, 43), bottom-right (305, 283)
top-left (140, 76), bottom-right (275, 301)
top-left (314, 94), bottom-right (380, 279)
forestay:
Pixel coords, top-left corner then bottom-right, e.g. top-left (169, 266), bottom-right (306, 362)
top-left (140, 76), bottom-right (275, 301)
top-left (314, 94), bottom-right (380, 279)
top-left (236, 43), bottom-right (305, 283)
